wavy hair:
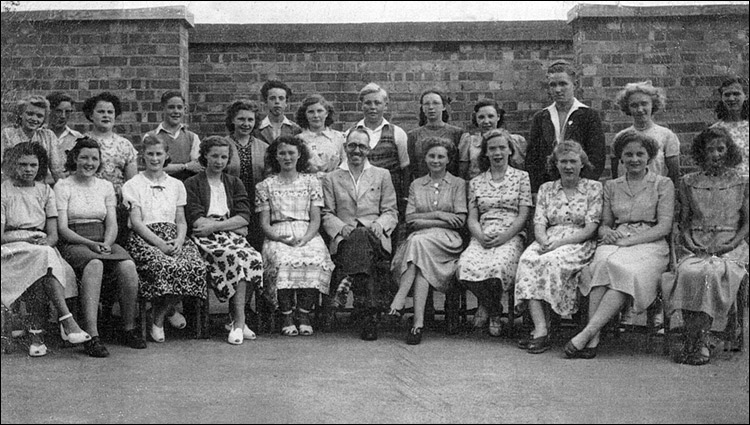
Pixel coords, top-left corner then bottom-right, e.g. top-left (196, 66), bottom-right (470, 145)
top-left (295, 94), bottom-right (335, 129)
top-left (1, 142), bottom-right (49, 182)
top-left (225, 99), bottom-right (260, 134)
top-left (265, 136), bottom-right (311, 174)
top-left (546, 140), bottom-right (593, 180)
top-left (615, 81), bottom-right (667, 115)
top-left (691, 126), bottom-right (743, 170)
top-left (198, 136), bottom-right (234, 168)
top-left (82, 92), bottom-right (122, 121)
top-left (612, 129), bottom-right (659, 161)
top-left (714, 76), bottom-right (749, 121)
top-left (418, 89), bottom-right (451, 126)
top-left (65, 137), bottom-right (104, 173)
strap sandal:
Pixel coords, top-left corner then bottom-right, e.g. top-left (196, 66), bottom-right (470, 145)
top-left (527, 334), bottom-right (551, 354)
top-left (406, 327), bottom-right (423, 345)
top-left (28, 329), bottom-right (47, 357)
top-left (227, 322), bottom-right (244, 345)
top-left (298, 309), bottom-right (313, 336)
top-left (281, 311), bottom-right (299, 336)
top-left (224, 321), bottom-right (257, 340)
top-left (150, 324), bottom-right (165, 343)
top-left (488, 315), bottom-right (503, 337)
top-left (58, 313), bottom-right (91, 345)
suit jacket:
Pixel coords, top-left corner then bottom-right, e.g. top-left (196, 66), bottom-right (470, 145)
top-left (184, 171), bottom-right (252, 229)
top-left (526, 106), bottom-right (606, 193)
top-left (321, 164), bottom-right (398, 255)
top-left (252, 120), bottom-right (302, 145)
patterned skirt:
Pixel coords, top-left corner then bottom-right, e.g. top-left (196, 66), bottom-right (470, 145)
top-left (262, 221), bottom-right (334, 295)
top-left (192, 230), bottom-right (263, 303)
top-left (126, 222), bottom-right (208, 300)
top-left (457, 219), bottom-right (526, 291)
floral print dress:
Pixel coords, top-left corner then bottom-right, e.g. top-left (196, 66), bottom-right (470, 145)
top-left (457, 168), bottom-right (532, 291)
top-left (514, 178), bottom-right (603, 316)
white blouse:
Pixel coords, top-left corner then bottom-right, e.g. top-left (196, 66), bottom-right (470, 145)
top-left (122, 172), bottom-right (186, 225)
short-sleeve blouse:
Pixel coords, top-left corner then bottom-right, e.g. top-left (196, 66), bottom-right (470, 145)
top-left (469, 167), bottom-right (532, 228)
top-left (122, 173), bottom-right (186, 225)
top-left (1, 180), bottom-right (56, 231)
top-left (407, 172), bottom-right (467, 216)
top-left (614, 124), bottom-right (680, 177)
top-left (534, 178), bottom-right (603, 228)
top-left (605, 172), bottom-right (674, 228)
top-left (298, 129), bottom-right (345, 176)
top-left (255, 174), bottom-right (323, 223)
top-left (86, 132), bottom-right (138, 195)
top-left (55, 177), bottom-right (116, 224)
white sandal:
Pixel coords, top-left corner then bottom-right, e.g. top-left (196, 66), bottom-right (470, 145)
top-left (58, 313), bottom-right (91, 345)
top-left (281, 311), bottom-right (298, 336)
top-left (227, 322), bottom-right (244, 345)
top-left (28, 329), bottom-right (47, 357)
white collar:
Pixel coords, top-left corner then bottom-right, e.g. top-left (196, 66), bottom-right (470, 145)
top-left (546, 98), bottom-right (589, 144)
top-left (339, 159), bottom-right (373, 172)
top-left (259, 115), bottom-right (293, 129)
top-left (155, 122), bottom-right (186, 136)
top-left (355, 118), bottom-right (390, 133)
top-left (60, 126), bottom-right (83, 139)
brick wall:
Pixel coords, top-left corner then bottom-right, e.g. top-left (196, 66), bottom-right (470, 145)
top-left (1, 4), bottom-right (748, 174)
top-left (0, 7), bottom-right (193, 146)
top-left (570, 4), bottom-right (749, 172)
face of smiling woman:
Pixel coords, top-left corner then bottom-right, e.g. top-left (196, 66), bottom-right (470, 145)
top-left (75, 148), bottom-right (101, 178)
top-left (20, 104), bottom-right (46, 133)
top-left (143, 143), bottom-right (168, 173)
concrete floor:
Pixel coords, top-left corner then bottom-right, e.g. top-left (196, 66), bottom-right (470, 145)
top-left (1, 316), bottom-right (748, 424)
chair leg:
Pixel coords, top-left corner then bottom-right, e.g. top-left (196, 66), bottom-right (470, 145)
top-left (506, 290), bottom-right (515, 339)
top-left (139, 298), bottom-right (148, 342)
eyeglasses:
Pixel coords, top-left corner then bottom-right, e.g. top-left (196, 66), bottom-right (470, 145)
top-left (345, 143), bottom-right (370, 151)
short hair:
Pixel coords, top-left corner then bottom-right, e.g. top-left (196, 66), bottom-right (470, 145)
top-left (421, 137), bottom-right (456, 164)
top-left (612, 129), bottom-right (659, 161)
top-left (265, 136), bottom-right (311, 174)
top-left (46, 92), bottom-right (74, 110)
top-left (418, 89), bottom-right (451, 126)
top-left (65, 137), bottom-right (104, 173)
top-left (615, 81), bottom-right (667, 115)
top-left (198, 135), bottom-right (234, 168)
top-left (82, 92), bottom-right (122, 121)
top-left (546, 140), bottom-right (593, 179)
top-left (260, 80), bottom-right (292, 101)
top-left (346, 127), bottom-right (371, 144)
top-left (295, 94), bottom-right (335, 129)
top-left (547, 59), bottom-right (577, 80)
top-left (359, 82), bottom-right (389, 103)
top-left (225, 99), bottom-right (260, 133)
top-left (1, 142), bottom-right (49, 182)
top-left (15, 95), bottom-right (50, 126)
top-left (478, 129), bottom-right (515, 172)
top-left (714, 76), bottom-right (749, 121)
top-left (141, 134), bottom-right (171, 167)
top-left (160, 91), bottom-right (185, 105)
top-left (691, 126), bottom-right (743, 170)
top-left (470, 99), bottom-right (505, 128)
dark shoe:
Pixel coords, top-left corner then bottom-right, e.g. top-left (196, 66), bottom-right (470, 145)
top-left (517, 334), bottom-right (531, 350)
top-left (84, 336), bottom-right (110, 358)
top-left (360, 320), bottom-right (378, 341)
top-left (685, 335), bottom-right (711, 366)
top-left (445, 313), bottom-right (460, 336)
top-left (406, 327), bottom-right (423, 345)
top-left (119, 329), bottom-right (147, 349)
top-left (564, 339), bottom-right (596, 359)
top-left (527, 335), bottom-right (550, 354)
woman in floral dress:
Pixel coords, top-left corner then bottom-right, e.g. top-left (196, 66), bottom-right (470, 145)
top-left (457, 129), bottom-right (531, 336)
top-left (295, 94), bottom-right (345, 179)
top-left (185, 136), bottom-right (264, 345)
top-left (514, 140), bottom-right (602, 354)
top-left (256, 136), bottom-right (333, 337)
top-left (122, 136), bottom-right (208, 343)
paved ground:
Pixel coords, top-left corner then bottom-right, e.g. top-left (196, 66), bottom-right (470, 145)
top-left (1, 312), bottom-right (748, 424)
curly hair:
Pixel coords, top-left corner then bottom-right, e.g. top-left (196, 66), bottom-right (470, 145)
top-left (714, 76), bottom-right (749, 121)
top-left (15, 95), bottom-right (50, 126)
top-left (1, 142), bottom-right (49, 182)
top-left (225, 99), bottom-right (260, 134)
top-left (82, 92), bottom-right (122, 121)
top-left (198, 136), bottom-right (234, 168)
top-left (612, 129), bottom-right (659, 161)
top-left (546, 140), bottom-right (593, 180)
top-left (691, 126), bottom-right (743, 170)
top-left (260, 80), bottom-right (292, 101)
top-left (477, 129), bottom-right (515, 172)
top-left (418, 89), bottom-right (451, 126)
top-left (65, 137), bottom-right (103, 173)
top-left (470, 99), bottom-right (505, 128)
top-left (615, 81), bottom-right (667, 115)
top-left (264, 136), bottom-right (311, 174)
top-left (295, 94), bottom-right (335, 129)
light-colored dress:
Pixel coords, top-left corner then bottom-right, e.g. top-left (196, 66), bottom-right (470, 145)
top-left (298, 128), bottom-right (345, 178)
top-left (711, 120), bottom-right (749, 177)
top-left (458, 132), bottom-right (527, 180)
top-left (86, 132), bottom-right (138, 196)
top-left (457, 168), bottom-right (532, 291)
top-left (614, 124), bottom-right (680, 178)
top-left (514, 178), bottom-right (603, 316)
top-left (255, 174), bottom-right (334, 295)
top-left (668, 170), bottom-right (749, 331)
top-left (392, 172), bottom-right (467, 292)
top-left (579, 173), bottom-right (674, 313)
top-left (1, 180), bottom-right (76, 307)
top-left (122, 173), bottom-right (208, 301)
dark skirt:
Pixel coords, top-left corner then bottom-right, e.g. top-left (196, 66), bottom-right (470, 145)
top-left (59, 221), bottom-right (133, 273)
top-left (126, 222), bottom-right (208, 300)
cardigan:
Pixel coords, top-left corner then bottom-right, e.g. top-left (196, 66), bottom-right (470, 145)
top-left (184, 171), bottom-right (252, 228)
